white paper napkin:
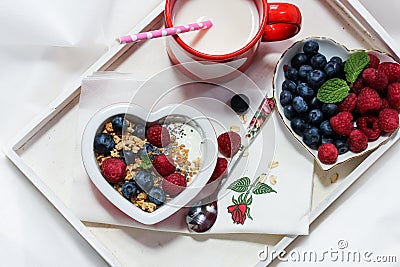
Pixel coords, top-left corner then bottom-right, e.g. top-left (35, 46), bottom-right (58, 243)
top-left (70, 72), bottom-right (314, 235)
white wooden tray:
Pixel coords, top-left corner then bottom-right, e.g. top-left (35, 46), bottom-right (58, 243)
top-left (5, 1), bottom-right (400, 266)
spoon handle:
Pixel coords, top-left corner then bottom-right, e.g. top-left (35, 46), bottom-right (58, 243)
top-left (227, 97), bottom-right (275, 174)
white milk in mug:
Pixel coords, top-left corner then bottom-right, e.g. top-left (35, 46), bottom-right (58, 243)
top-left (172, 0), bottom-right (260, 55)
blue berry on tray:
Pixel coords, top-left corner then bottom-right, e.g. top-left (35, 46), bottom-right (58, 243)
top-left (135, 170), bottom-right (155, 192)
top-left (307, 69), bottom-right (326, 88)
top-left (121, 181), bottom-right (137, 199)
top-left (310, 53), bottom-right (327, 69)
top-left (321, 103), bottom-right (339, 118)
top-left (284, 65), bottom-right (299, 82)
top-left (94, 133), bottom-right (115, 154)
top-left (290, 117), bottom-right (308, 136)
top-left (292, 96), bottom-right (308, 113)
top-left (291, 53), bottom-right (309, 69)
top-left (280, 90), bottom-right (293, 106)
top-left (303, 127), bottom-right (322, 149)
top-left (334, 139), bottom-right (349, 155)
top-left (133, 123), bottom-right (146, 139)
top-left (303, 40), bottom-right (319, 56)
top-left (282, 80), bottom-right (297, 93)
top-left (119, 150), bottom-right (136, 165)
top-left (298, 65), bottom-right (313, 81)
top-left (324, 61), bottom-right (342, 78)
top-left (320, 120), bottom-right (334, 136)
top-left (112, 115), bottom-right (129, 133)
top-left (308, 109), bottom-right (324, 125)
top-left (284, 105), bottom-right (297, 120)
top-left (230, 94), bottom-right (250, 114)
top-left (297, 83), bottom-right (315, 100)
top-left (147, 187), bottom-right (166, 206)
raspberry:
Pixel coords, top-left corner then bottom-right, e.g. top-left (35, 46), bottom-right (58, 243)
top-left (381, 98), bottom-right (391, 110)
top-left (348, 129), bottom-right (368, 153)
top-left (217, 131), bottom-right (241, 157)
top-left (317, 143), bottom-right (338, 164)
top-left (338, 93), bottom-right (357, 112)
top-left (367, 53), bottom-right (380, 69)
top-left (161, 173), bottom-right (187, 196)
top-left (378, 62), bottom-right (400, 83)
top-left (152, 154), bottom-right (175, 177)
top-left (146, 125), bottom-right (171, 147)
top-left (351, 77), bottom-right (365, 95)
top-left (356, 115), bottom-right (381, 141)
top-left (208, 157), bottom-right (228, 183)
top-left (101, 158), bottom-right (126, 184)
top-left (330, 111), bottom-right (354, 136)
top-left (362, 68), bottom-right (388, 92)
top-left (357, 87), bottom-right (381, 114)
top-left (387, 82), bottom-right (400, 110)
top-left (378, 108), bottom-right (399, 133)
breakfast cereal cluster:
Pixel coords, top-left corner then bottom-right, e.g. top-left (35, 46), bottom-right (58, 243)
top-left (93, 114), bottom-right (201, 213)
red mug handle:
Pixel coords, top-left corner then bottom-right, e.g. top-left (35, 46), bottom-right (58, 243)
top-left (262, 3), bottom-right (302, 42)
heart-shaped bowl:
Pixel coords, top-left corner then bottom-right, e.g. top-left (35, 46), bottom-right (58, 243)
top-left (81, 103), bottom-right (218, 224)
top-left (274, 37), bottom-right (399, 171)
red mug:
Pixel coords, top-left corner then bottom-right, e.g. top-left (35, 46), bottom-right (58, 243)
top-left (165, 0), bottom-right (302, 81)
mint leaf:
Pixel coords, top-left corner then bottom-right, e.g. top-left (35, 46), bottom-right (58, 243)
top-left (317, 78), bottom-right (350, 103)
top-left (252, 182), bottom-right (276, 194)
top-left (139, 153), bottom-right (152, 169)
top-left (344, 51), bottom-right (370, 83)
top-left (227, 177), bottom-right (251, 193)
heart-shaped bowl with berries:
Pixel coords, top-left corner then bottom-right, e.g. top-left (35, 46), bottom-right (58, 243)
top-left (81, 103), bottom-right (218, 224)
top-left (274, 37), bottom-right (400, 171)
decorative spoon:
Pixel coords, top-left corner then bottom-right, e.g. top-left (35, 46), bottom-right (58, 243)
top-left (186, 97), bottom-right (275, 233)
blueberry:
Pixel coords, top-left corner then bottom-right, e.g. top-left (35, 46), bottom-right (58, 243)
top-left (280, 90), bottom-right (293, 106)
top-left (119, 150), bottom-right (136, 165)
top-left (322, 136), bottom-right (334, 144)
top-left (284, 105), bottom-right (297, 120)
top-left (133, 123), bottom-right (146, 139)
top-left (296, 83), bottom-right (315, 100)
top-left (334, 139), bottom-right (349, 155)
top-left (324, 61), bottom-right (342, 78)
top-left (94, 133), bottom-right (115, 154)
top-left (112, 116), bottom-right (129, 133)
top-left (290, 118), bottom-right (308, 136)
top-left (292, 96), bottom-right (308, 113)
top-left (135, 170), bottom-right (155, 192)
top-left (303, 40), bottom-right (319, 56)
top-left (308, 109), bottom-right (324, 125)
top-left (303, 127), bottom-right (322, 149)
top-left (230, 94), bottom-right (250, 114)
top-left (282, 80), bottom-right (297, 93)
top-left (320, 120), bottom-right (333, 136)
top-left (321, 103), bottom-right (338, 118)
top-left (310, 53), bottom-right (327, 69)
top-left (144, 143), bottom-right (155, 153)
top-left (309, 97), bottom-right (321, 110)
top-left (291, 53), bottom-right (309, 69)
top-left (284, 66), bottom-right (299, 82)
top-left (121, 181), bottom-right (137, 199)
top-left (307, 69), bottom-right (326, 89)
top-left (298, 65), bottom-right (313, 81)
top-left (147, 187), bottom-right (166, 206)
top-left (330, 56), bottom-right (343, 65)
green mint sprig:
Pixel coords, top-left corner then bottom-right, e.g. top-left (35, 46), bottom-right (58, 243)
top-left (317, 78), bottom-right (350, 103)
top-left (317, 51), bottom-right (369, 103)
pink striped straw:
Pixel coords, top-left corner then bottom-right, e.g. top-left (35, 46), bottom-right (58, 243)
top-left (118, 20), bottom-right (213, 44)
